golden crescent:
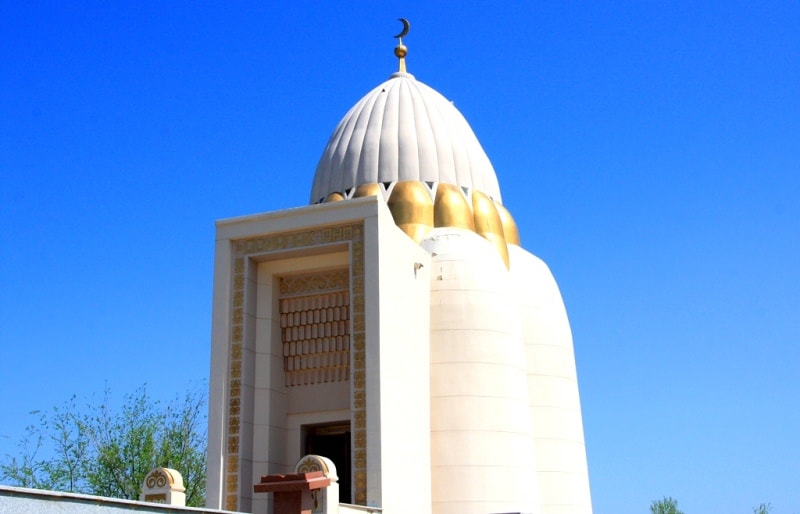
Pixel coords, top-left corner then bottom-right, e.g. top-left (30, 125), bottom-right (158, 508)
top-left (393, 18), bottom-right (410, 39)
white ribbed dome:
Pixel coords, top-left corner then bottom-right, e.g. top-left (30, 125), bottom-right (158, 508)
top-left (310, 72), bottom-right (502, 204)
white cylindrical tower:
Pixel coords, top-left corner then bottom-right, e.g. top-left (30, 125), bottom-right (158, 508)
top-left (509, 244), bottom-right (592, 514)
top-left (422, 228), bottom-right (540, 514)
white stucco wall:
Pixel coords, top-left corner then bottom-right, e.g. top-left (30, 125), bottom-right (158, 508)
top-left (363, 206), bottom-right (432, 513)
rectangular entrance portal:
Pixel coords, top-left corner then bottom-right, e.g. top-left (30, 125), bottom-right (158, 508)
top-left (304, 422), bottom-right (351, 504)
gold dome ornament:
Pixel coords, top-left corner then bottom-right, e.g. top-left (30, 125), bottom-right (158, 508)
top-left (393, 18), bottom-right (410, 73)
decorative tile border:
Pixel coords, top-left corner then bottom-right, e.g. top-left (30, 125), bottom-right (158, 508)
top-left (279, 269), bottom-right (349, 297)
top-left (224, 224), bottom-right (365, 510)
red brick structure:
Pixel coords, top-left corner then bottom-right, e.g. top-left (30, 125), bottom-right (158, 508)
top-left (253, 471), bottom-right (331, 514)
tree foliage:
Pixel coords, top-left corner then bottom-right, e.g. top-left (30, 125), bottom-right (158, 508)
top-left (0, 384), bottom-right (207, 507)
top-left (753, 503), bottom-right (772, 514)
top-left (647, 498), bottom-right (776, 514)
top-left (650, 496), bottom-right (685, 514)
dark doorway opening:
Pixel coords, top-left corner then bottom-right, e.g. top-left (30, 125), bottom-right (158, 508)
top-left (304, 422), bottom-right (351, 504)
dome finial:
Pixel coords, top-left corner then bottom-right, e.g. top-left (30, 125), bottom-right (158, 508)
top-left (393, 18), bottom-right (410, 73)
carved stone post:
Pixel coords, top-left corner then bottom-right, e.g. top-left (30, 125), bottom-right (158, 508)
top-left (294, 455), bottom-right (339, 513)
top-left (140, 467), bottom-right (186, 506)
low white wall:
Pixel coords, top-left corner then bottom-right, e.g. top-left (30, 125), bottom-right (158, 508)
top-left (339, 503), bottom-right (383, 514)
top-left (0, 486), bottom-right (235, 514)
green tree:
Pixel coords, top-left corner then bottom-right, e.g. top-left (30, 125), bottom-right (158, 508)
top-left (753, 503), bottom-right (772, 514)
top-left (0, 384), bottom-right (207, 507)
top-left (650, 496), bottom-right (684, 514)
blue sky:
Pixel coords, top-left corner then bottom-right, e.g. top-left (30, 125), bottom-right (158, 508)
top-left (1, 1), bottom-right (798, 513)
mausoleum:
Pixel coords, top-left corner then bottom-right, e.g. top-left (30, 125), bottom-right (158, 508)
top-left (206, 23), bottom-right (592, 514)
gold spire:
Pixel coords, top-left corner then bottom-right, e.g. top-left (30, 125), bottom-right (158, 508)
top-left (393, 18), bottom-right (410, 73)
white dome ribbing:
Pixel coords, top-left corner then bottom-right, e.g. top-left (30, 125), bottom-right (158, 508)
top-left (310, 72), bottom-right (502, 204)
